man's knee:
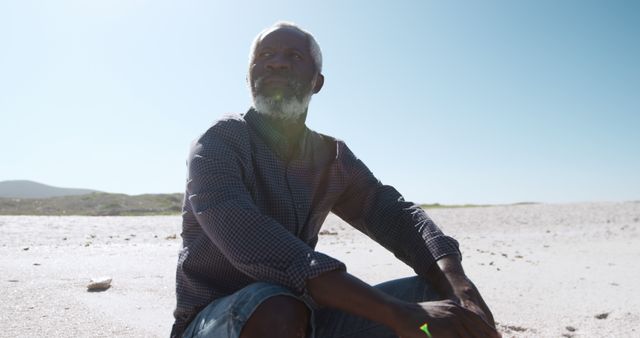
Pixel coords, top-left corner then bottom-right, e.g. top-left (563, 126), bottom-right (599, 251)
top-left (240, 295), bottom-right (310, 338)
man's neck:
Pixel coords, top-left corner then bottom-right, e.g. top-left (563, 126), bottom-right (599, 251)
top-left (259, 109), bottom-right (308, 142)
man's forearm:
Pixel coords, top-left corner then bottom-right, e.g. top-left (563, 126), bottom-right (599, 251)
top-left (306, 255), bottom-right (465, 326)
top-left (306, 270), bottom-right (403, 329)
top-left (423, 254), bottom-right (465, 299)
top-left (307, 267), bottom-right (498, 337)
top-left (427, 255), bottom-right (497, 328)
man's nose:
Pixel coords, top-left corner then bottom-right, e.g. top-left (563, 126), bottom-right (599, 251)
top-left (265, 53), bottom-right (290, 71)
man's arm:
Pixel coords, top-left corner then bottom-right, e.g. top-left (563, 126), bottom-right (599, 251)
top-left (330, 144), bottom-right (461, 283)
top-left (329, 143), bottom-right (498, 332)
top-left (307, 269), bottom-right (500, 338)
top-left (186, 125), bottom-right (345, 293)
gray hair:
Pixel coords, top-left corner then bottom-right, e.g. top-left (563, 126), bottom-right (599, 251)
top-left (248, 21), bottom-right (323, 73)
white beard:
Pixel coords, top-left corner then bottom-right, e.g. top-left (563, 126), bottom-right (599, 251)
top-left (250, 74), bottom-right (316, 121)
top-left (252, 93), bottom-right (312, 121)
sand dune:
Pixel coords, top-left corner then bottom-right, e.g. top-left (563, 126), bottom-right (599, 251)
top-left (1, 202), bottom-right (638, 337)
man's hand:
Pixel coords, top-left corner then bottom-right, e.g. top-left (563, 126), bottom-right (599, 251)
top-left (446, 272), bottom-right (496, 327)
top-left (433, 256), bottom-right (497, 328)
top-left (391, 299), bottom-right (501, 338)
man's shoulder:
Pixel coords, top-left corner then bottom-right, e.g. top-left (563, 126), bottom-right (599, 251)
top-left (190, 113), bottom-right (251, 155)
top-left (194, 113), bottom-right (249, 144)
top-left (303, 130), bottom-right (365, 171)
top-left (306, 129), bottom-right (346, 148)
top-left (203, 113), bottom-right (248, 138)
top-left (306, 129), bottom-right (354, 158)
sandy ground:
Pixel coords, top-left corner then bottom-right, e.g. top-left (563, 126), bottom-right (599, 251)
top-left (1, 202), bottom-right (639, 337)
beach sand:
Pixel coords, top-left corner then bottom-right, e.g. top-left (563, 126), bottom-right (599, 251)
top-left (1, 202), bottom-right (639, 337)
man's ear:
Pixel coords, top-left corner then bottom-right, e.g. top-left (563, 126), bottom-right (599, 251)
top-left (312, 74), bottom-right (324, 94)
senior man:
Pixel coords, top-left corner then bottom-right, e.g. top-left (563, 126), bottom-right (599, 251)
top-left (171, 22), bottom-right (501, 338)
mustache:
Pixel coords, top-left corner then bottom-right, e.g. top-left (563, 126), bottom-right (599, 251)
top-left (254, 73), bottom-right (302, 89)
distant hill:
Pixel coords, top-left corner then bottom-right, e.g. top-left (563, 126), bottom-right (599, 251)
top-left (0, 180), bottom-right (183, 216)
top-left (0, 180), bottom-right (98, 199)
top-left (0, 192), bottom-right (183, 216)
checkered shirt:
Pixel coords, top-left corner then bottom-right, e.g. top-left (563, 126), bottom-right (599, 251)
top-left (171, 108), bottom-right (461, 337)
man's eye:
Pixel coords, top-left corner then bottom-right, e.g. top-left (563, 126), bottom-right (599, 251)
top-left (259, 52), bottom-right (272, 58)
top-left (291, 53), bottom-right (302, 60)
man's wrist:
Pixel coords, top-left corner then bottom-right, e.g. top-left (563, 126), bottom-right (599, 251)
top-left (440, 255), bottom-right (471, 288)
top-left (386, 299), bottom-right (423, 332)
top-left (436, 254), bottom-right (464, 276)
top-left (424, 255), bottom-right (465, 299)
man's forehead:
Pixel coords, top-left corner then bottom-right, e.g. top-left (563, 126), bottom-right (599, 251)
top-left (256, 27), bottom-right (308, 50)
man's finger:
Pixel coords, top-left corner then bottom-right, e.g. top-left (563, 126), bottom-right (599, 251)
top-left (458, 305), bottom-right (502, 338)
top-left (460, 298), bottom-right (490, 326)
top-left (466, 293), bottom-right (496, 328)
top-left (474, 292), bottom-right (496, 327)
top-left (459, 318), bottom-right (490, 338)
top-left (446, 304), bottom-right (491, 338)
top-left (457, 288), bottom-right (497, 329)
top-left (465, 282), bottom-right (496, 328)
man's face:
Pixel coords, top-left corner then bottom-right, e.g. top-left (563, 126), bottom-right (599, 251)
top-left (249, 27), bottom-right (321, 104)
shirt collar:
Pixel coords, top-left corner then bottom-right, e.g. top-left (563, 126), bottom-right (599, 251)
top-left (244, 108), bottom-right (309, 160)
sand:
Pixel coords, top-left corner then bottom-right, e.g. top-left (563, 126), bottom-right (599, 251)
top-left (1, 202), bottom-right (639, 337)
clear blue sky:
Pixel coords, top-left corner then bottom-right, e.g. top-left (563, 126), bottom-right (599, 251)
top-left (1, 0), bottom-right (638, 204)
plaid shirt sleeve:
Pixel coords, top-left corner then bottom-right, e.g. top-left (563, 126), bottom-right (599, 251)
top-left (186, 121), bottom-right (345, 295)
top-left (332, 143), bottom-right (461, 278)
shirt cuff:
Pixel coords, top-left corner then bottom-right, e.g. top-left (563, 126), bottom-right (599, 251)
top-left (426, 235), bottom-right (462, 262)
top-left (287, 251), bottom-right (346, 310)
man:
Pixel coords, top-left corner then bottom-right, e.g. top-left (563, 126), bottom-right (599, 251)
top-left (172, 22), bottom-right (501, 338)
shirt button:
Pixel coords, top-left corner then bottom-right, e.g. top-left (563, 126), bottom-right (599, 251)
top-left (297, 203), bottom-right (304, 210)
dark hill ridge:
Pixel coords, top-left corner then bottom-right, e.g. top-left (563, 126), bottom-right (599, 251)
top-left (0, 180), bottom-right (182, 216)
top-left (0, 180), bottom-right (98, 199)
top-left (0, 192), bottom-right (183, 216)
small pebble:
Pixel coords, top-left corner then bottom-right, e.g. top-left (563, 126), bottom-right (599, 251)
top-left (87, 277), bottom-right (112, 291)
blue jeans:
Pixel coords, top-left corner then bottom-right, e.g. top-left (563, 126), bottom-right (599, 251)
top-left (182, 276), bottom-right (440, 338)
